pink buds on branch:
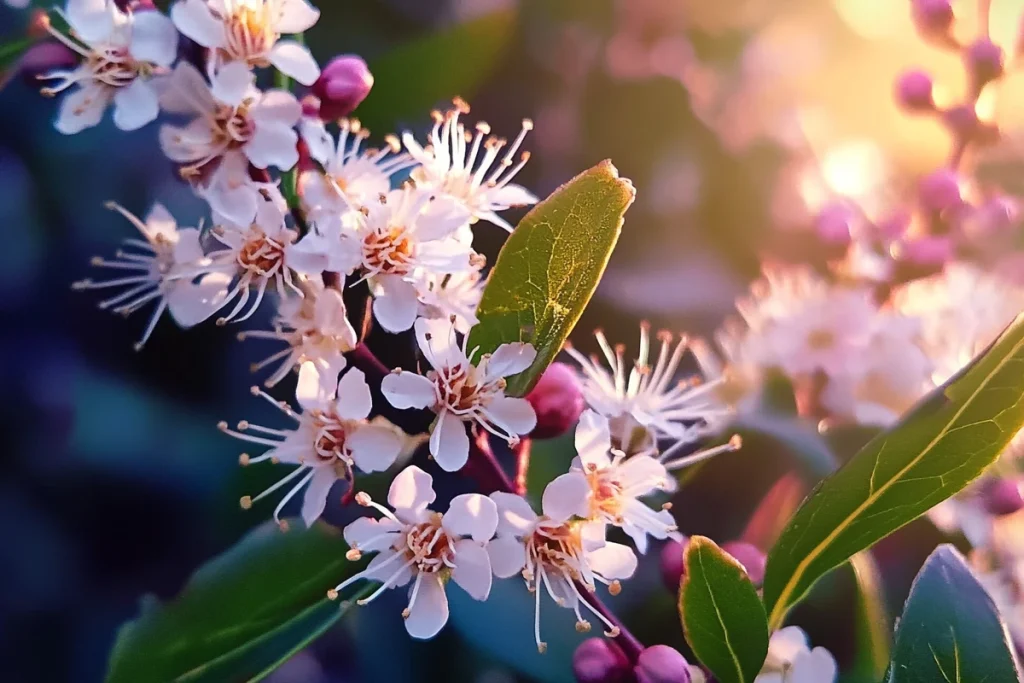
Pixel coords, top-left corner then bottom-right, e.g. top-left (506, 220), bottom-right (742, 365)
top-left (310, 55), bottom-right (374, 121)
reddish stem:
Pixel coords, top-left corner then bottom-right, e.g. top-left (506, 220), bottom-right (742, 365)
top-left (512, 438), bottom-right (531, 496)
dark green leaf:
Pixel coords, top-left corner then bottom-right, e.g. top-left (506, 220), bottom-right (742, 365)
top-left (763, 314), bottom-right (1024, 630)
top-left (680, 536), bottom-right (769, 683)
top-left (849, 552), bottom-right (890, 682)
top-left (468, 160), bottom-right (635, 396)
top-left (105, 520), bottom-right (362, 683)
top-left (888, 545), bottom-right (1021, 683)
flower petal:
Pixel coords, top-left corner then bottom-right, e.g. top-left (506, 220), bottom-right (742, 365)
top-left (442, 494), bottom-right (498, 543)
top-left (276, 0), bottom-right (321, 33)
top-left (333, 368), bottom-right (372, 420)
top-left (489, 492), bottom-right (538, 537)
top-left (172, 227), bottom-right (205, 263)
top-left (404, 574), bottom-right (448, 640)
top-left (484, 342), bottom-right (537, 379)
top-left (347, 424), bottom-right (402, 474)
top-left (484, 396), bottom-right (536, 437)
top-left (269, 40), bottom-right (320, 86)
top-left (451, 539), bottom-right (492, 600)
top-left (55, 83), bottom-right (110, 135)
top-left (170, 0), bottom-right (224, 48)
top-left (429, 411), bottom-right (470, 472)
top-left (130, 9), bottom-right (179, 66)
top-left (166, 271), bottom-right (231, 327)
top-left (250, 89), bottom-right (303, 126)
top-left (245, 123), bottom-right (299, 170)
top-left (144, 202), bottom-right (177, 241)
top-left (301, 467), bottom-right (336, 527)
top-left (585, 542), bottom-right (637, 580)
top-left (157, 62), bottom-right (215, 115)
top-left (363, 549), bottom-right (411, 586)
top-left (113, 78), bottom-right (160, 131)
top-left (295, 360), bottom-right (331, 412)
top-left (415, 195), bottom-right (472, 241)
top-left (381, 371), bottom-right (436, 410)
top-left (489, 183), bottom-right (538, 209)
top-left (414, 316), bottom-right (463, 369)
top-left (343, 515), bottom-right (402, 552)
top-left (300, 119), bottom-right (333, 164)
top-left (210, 61), bottom-right (254, 106)
top-left (574, 410), bottom-right (612, 469)
top-left (541, 472), bottom-right (590, 523)
top-left (387, 465), bottom-right (436, 521)
top-left (487, 534), bottom-right (527, 578)
top-left (372, 275), bottom-right (419, 333)
top-left (67, 0), bottom-right (115, 42)
top-left (789, 648), bottom-right (837, 683)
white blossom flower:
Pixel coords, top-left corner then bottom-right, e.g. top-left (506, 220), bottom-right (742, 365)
top-left (170, 0), bottom-right (321, 85)
top-left (73, 202), bottom-right (225, 348)
top-left (382, 318), bottom-right (537, 471)
top-left (298, 118), bottom-right (417, 225)
top-left (223, 362), bottom-right (404, 527)
top-left (755, 626), bottom-right (837, 683)
top-left (40, 0), bottom-right (178, 133)
top-left (321, 186), bottom-right (474, 333)
top-left (159, 61), bottom-right (302, 185)
top-left (402, 98), bottom-right (537, 232)
top-left (487, 483), bottom-right (637, 653)
top-left (414, 266), bottom-right (486, 334)
top-left (4, 0), bottom-right (31, 8)
top-left (564, 323), bottom-right (733, 442)
top-left (238, 280), bottom-right (357, 387)
top-left (547, 410), bottom-right (676, 554)
top-left (329, 465), bottom-right (498, 640)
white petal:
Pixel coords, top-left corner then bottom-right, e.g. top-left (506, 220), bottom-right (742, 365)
top-left (55, 84), bottom-right (110, 135)
top-left (429, 411), bottom-right (470, 472)
top-left (245, 124), bottom-right (299, 170)
top-left (300, 119), bottom-right (333, 164)
top-left (113, 79), bottom-right (159, 131)
top-left (485, 342), bottom-right (537, 379)
top-left (269, 41), bottom-right (320, 86)
top-left (381, 371), bottom-right (435, 410)
top-left (617, 455), bottom-right (671, 494)
top-left (144, 203), bottom-right (178, 241)
top-left (415, 196), bottom-right (472, 241)
top-left (387, 465), bottom-right (436, 521)
top-left (315, 288), bottom-right (357, 345)
top-left (250, 89), bottom-right (303, 126)
top-left (585, 542), bottom-right (637, 580)
top-left (166, 271), bottom-right (231, 327)
top-left (347, 424), bottom-right (402, 474)
top-left (334, 368), bottom-right (372, 420)
top-left (301, 467), bottom-right (336, 527)
top-left (363, 549), bottom-right (411, 586)
top-left (343, 515), bottom-right (402, 552)
top-left (451, 539), bottom-right (492, 600)
top-left (372, 276), bottom-right (419, 333)
top-left (295, 360), bottom-right (331, 412)
top-left (489, 492), bottom-right (538, 536)
top-left (170, 0), bottom-right (224, 48)
top-left (414, 316), bottom-right (463, 369)
top-left (203, 179), bottom-right (259, 226)
top-left (486, 534), bottom-right (527, 578)
top-left (753, 674), bottom-right (784, 683)
top-left (210, 61), bottom-right (254, 106)
top-left (171, 227), bottom-right (205, 263)
top-left (575, 410), bottom-right (612, 469)
top-left (442, 494), bottom-right (498, 543)
top-left (489, 183), bottom-right (538, 208)
top-left (276, 0), bottom-right (321, 33)
top-left (66, 0), bottom-right (115, 42)
top-left (769, 626), bottom-right (811, 665)
top-left (404, 575), bottom-right (448, 640)
top-left (157, 61), bottom-right (215, 115)
top-left (541, 472), bottom-right (590, 523)
top-left (484, 396), bottom-right (536, 437)
top-left (130, 9), bottom-right (179, 66)
top-left (789, 648), bottom-right (838, 683)
top-left (415, 239), bottom-right (472, 272)
top-left (285, 233), bottom-right (331, 274)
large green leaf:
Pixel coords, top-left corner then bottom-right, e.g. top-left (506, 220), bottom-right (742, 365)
top-left (105, 520), bottom-right (363, 683)
top-left (888, 545), bottom-right (1021, 683)
top-left (468, 160), bottom-right (635, 396)
top-left (763, 314), bottom-right (1024, 629)
top-left (680, 536), bottom-right (769, 683)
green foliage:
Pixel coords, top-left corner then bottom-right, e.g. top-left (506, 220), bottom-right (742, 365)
top-left (887, 545), bottom-right (1021, 683)
top-left (105, 521), bottom-right (363, 683)
top-left (468, 160), bottom-right (635, 396)
top-left (849, 552), bottom-right (891, 682)
top-left (763, 314), bottom-right (1024, 629)
top-left (680, 536), bottom-right (769, 683)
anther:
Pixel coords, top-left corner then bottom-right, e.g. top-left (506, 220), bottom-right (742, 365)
top-left (239, 453), bottom-right (250, 466)
top-left (345, 548), bottom-right (362, 561)
top-left (240, 496), bottom-right (253, 509)
top-left (608, 580), bottom-right (622, 596)
top-left (326, 589), bottom-right (339, 600)
top-left (354, 492), bottom-right (372, 506)
top-left (237, 420), bottom-right (250, 430)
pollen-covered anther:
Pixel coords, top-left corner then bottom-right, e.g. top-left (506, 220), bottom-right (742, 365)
top-left (239, 453), bottom-right (250, 466)
top-left (608, 580), bottom-right (622, 596)
top-left (537, 642), bottom-right (548, 654)
top-left (575, 620), bottom-right (592, 633)
top-left (240, 495), bottom-right (253, 510)
top-left (278, 520), bottom-right (290, 532)
top-left (326, 589), bottom-right (339, 601)
top-left (354, 491), bottom-right (372, 506)
top-left (345, 548), bottom-right (362, 561)
top-left (605, 626), bottom-right (621, 638)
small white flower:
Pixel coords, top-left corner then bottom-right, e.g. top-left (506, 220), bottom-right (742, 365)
top-left (73, 202), bottom-right (224, 348)
top-left (4, 0), bottom-right (31, 8)
top-left (382, 317), bottom-right (538, 471)
top-left (159, 61), bottom-right (302, 181)
top-left (41, 0), bottom-right (178, 133)
top-left (565, 323), bottom-right (732, 442)
top-left (223, 362), bottom-right (404, 527)
top-left (171, 0), bottom-right (321, 85)
top-left (403, 98), bottom-right (537, 232)
top-left (299, 118), bottom-right (417, 225)
top-left (414, 266), bottom-right (486, 334)
top-left (755, 626), bottom-right (837, 683)
top-left (547, 410), bottom-right (676, 554)
top-left (330, 465), bottom-right (498, 640)
top-left (487, 484), bottom-right (637, 653)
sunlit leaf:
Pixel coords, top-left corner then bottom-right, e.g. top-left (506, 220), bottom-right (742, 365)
top-left (849, 552), bottom-right (890, 682)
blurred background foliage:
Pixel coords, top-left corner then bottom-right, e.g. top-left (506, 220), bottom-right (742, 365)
top-left (0, 0), bottom-right (1014, 681)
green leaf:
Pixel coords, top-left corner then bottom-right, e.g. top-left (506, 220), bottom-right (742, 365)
top-left (357, 10), bottom-right (517, 131)
top-left (468, 160), bottom-right (635, 396)
top-left (849, 552), bottom-right (890, 682)
top-left (763, 314), bottom-right (1024, 630)
top-left (888, 545), bottom-right (1021, 683)
top-left (105, 520), bottom-right (363, 683)
top-left (680, 536), bottom-right (769, 683)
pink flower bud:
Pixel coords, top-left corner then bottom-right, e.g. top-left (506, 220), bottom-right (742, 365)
top-left (942, 104), bottom-right (999, 146)
top-left (895, 70), bottom-right (935, 113)
top-left (918, 169), bottom-right (963, 213)
top-left (982, 479), bottom-right (1024, 516)
top-left (721, 541), bottom-right (767, 586)
top-left (814, 202), bottom-right (855, 245)
top-left (965, 38), bottom-right (1004, 88)
top-left (634, 645), bottom-right (693, 683)
top-left (659, 537), bottom-right (689, 593)
top-left (573, 638), bottom-right (630, 683)
top-left (525, 362), bottom-right (585, 439)
top-left (311, 55), bottom-right (374, 121)
top-left (912, 0), bottom-right (954, 41)
top-left (900, 235), bottom-right (956, 265)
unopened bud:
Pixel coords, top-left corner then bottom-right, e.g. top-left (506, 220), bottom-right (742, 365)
top-left (918, 169), bottom-right (963, 213)
top-left (895, 70), bottom-right (935, 113)
top-left (899, 234), bottom-right (956, 265)
top-left (659, 537), bottom-right (689, 594)
top-left (311, 55), bottom-right (374, 121)
top-left (572, 638), bottom-right (630, 683)
top-left (526, 362), bottom-right (585, 439)
top-left (983, 478), bottom-right (1024, 516)
top-left (721, 541), bottom-right (767, 587)
top-left (814, 202), bottom-right (855, 245)
top-left (634, 645), bottom-right (693, 683)
top-left (911, 0), bottom-right (954, 42)
top-left (964, 38), bottom-right (1004, 89)
top-left (942, 104), bottom-right (999, 146)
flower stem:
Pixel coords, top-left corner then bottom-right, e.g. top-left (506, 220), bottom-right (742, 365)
top-left (512, 438), bottom-right (531, 495)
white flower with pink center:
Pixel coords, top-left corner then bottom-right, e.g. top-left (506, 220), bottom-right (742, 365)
top-left (171, 0), bottom-right (321, 85)
top-left (330, 465), bottom-right (498, 640)
top-left (41, 0), bottom-right (178, 133)
top-left (487, 482), bottom-right (638, 652)
top-left (402, 98), bottom-right (537, 232)
top-left (546, 410), bottom-right (676, 554)
top-left (414, 266), bottom-right (486, 335)
top-left (223, 362), bottom-right (404, 527)
top-left (381, 318), bottom-right (538, 472)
